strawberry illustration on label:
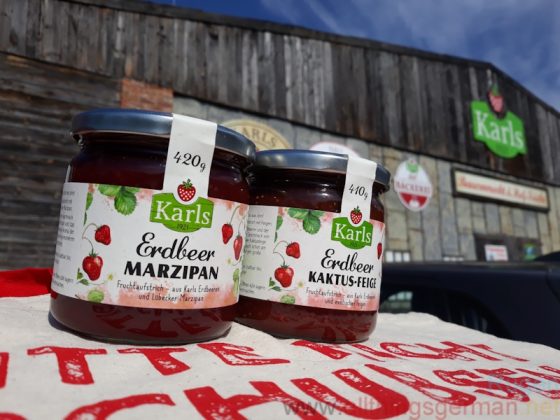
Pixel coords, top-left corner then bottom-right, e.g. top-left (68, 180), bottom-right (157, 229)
top-left (286, 242), bottom-right (301, 259)
top-left (233, 235), bottom-right (243, 260)
top-left (177, 179), bottom-right (196, 202)
top-left (94, 225), bottom-right (111, 245)
top-left (222, 223), bottom-right (234, 244)
top-left (487, 84), bottom-right (504, 116)
top-left (274, 265), bottom-right (294, 288)
top-left (82, 253), bottom-right (103, 281)
top-left (377, 242), bottom-right (383, 259)
top-left (350, 207), bottom-right (362, 224)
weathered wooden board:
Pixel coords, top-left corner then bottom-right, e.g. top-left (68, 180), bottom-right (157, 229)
top-left (0, 53), bottom-right (119, 269)
top-left (1, 0), bottom-right (557, 179)
top-left (2, 0), bottom-right (554, 184)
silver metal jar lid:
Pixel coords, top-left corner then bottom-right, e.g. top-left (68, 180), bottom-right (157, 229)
top-left (255, 149), bottom-right (390, 191)
top-left (71, 108), bottom-right (256, 159)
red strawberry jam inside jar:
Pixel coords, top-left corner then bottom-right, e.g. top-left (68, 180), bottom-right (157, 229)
top-left (237, 150), bottom-right (390, 343)
top-left (50, 109), bottom-right (256, 344)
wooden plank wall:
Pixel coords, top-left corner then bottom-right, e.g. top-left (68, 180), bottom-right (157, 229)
top-left (0, 53), bottom-right (120, 268)
top-left (1, 0), bottom-right (559, 185)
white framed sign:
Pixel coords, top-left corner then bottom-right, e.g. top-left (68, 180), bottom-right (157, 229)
top-left (393, 159), bottom-right (433, 212)
top-left (484, 244), bottom-right (509, 261)
top-left (453, 170), bottom-right (549, 211)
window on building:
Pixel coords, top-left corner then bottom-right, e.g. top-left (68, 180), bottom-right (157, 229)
top-left (443, 255), bottom-right (465, 262)
top-left (385, 250), bottom-right (411, 262)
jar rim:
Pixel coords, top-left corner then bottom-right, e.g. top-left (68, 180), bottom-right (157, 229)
top-left (255, 149), bottom-right (391, 191)
top-left (72, 108), bottom-right (256, 160)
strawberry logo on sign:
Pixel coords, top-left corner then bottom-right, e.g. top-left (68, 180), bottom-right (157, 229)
top-left (487, 83), bottom-right (505, 117)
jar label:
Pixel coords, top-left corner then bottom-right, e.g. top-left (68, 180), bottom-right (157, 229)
top-left (163, 114), bottom-right (217, 200)
top-left (53, 114), bottom-right (247, 309)
top-left (341, 157), bottom-right (378, 220)
top-left (240, 205), bottom-right (385, 311)
top-left (52, 182), bottom-right (248, 309)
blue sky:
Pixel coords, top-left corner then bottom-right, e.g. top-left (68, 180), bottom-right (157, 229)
top-left (147, 0), bottom-right (560, 111)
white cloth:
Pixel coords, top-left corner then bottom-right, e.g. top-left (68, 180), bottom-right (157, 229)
top-left (1, 295), bottom-right (559, 419)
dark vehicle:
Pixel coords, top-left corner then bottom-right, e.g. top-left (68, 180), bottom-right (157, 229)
top-left (380, 259), bottom-right (560, 349)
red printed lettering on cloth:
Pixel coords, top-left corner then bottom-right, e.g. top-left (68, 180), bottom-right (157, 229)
top-left (539, 366), bottom-right (560, 375)
top-left (517, 365), bottom-right (560, 392)
top-left (477, 368), bottom-right (560, 400)
top-left (117, 348), bottom-right (189, 376)
top-left (184, 382), bottom-right (326, 419)
top-left (64, 393), bottom-right (175, 420)
top-left (468, 344), bottom-right (529, 362)
top-left (349, 344), bottom-right (400, 361)
top-left (434, 369), bottom-right (529, 401)
top-left (379, 343), bottom-right (447, 359)
top-left (477, 366), bottom-right (560, 400)
top-left (293, 369), bottom-right (409, 418)
top-left (291, 340), bottom-right (352, 360)
top-left (27, 347), bottom-right (107, 385)
top-left (197, 343), bottom-right (290, 366)
top-left (0, 413), bottom-right (26, 420)
top-left (367, 364), bottom-right (476, 406)
top-left (379, 342), bottom-right (502, 361)
top-left (0, 353), bottom-right (8, 389)
top-left (416, 342), bottom-right (504, 361)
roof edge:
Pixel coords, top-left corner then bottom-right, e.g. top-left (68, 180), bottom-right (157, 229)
top-left (67, 0), bottom-right (559, 116)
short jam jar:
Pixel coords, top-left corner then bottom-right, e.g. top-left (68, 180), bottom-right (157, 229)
top-left (50, 109), bottom-right (256, 344)
top-left (237, 150), bottom-right (390, 343)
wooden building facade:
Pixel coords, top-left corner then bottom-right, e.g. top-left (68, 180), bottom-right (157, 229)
top-left (1, 0), bottom-right (560, 268)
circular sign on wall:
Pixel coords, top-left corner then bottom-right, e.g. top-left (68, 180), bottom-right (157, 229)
top-left (393, 159), bottom-right (433, 211)
top-left (222, 119), bottom-right (291, 151)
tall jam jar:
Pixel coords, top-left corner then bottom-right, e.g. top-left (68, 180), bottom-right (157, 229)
top-left (50, 109), bottom-right (256, 344)
top-left (237, 150), bottom-right (390, 343)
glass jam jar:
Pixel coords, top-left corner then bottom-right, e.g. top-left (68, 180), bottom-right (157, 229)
top-left (50, 109), bottom-right (256, 344)
top-left (237, 150), bottom-right (390, 343)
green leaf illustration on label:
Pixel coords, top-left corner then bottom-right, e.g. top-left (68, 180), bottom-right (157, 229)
top-left (114, 189), bottom-right (137, 215)
top-left (268, 277), bottom-right (282, 292)
top-left (276, 215), bottom-right (283, 230)
top-left (471, 101), bottom-right (526, 159)
top-left (280, 295), bottom-right (296, 304)
top-left (98, 184), bottom-right (121, 197)
top-left (150, 194), bottom-right (214, 232)
top-left (98, 184), bottom-right (139, 215)
top-left (86, 192), bottom-right (93, 210)
top-left (76, 269), bottom-right (89, 285)
top-left (288, 208), bottom-right (322, 235)
top-left (287, 208), bottom-right (308, 220)
top-left (331, 217), bottom-right (373, 249)
top-left (233, 268), bottom-right (240, 297)
top-left (87, 289), bottom-right (104, 303)
top-left (275, 215), bottom-right (283, 242)
top-left (302, 215), bottom-right (321, 234)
